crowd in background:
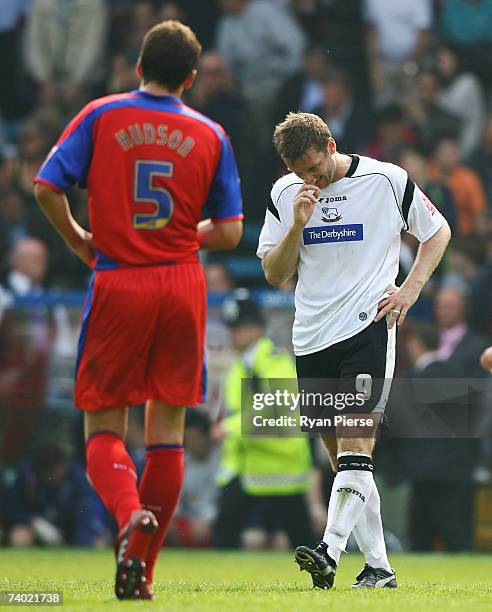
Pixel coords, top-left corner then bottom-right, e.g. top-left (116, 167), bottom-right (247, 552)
top-left (1, 0), bottom-right (492, 551)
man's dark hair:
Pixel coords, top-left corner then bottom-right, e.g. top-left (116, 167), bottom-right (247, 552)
top-left (139, 20), bottom-right (202, 89)
top-left (273, 112), bottom-right (331, 162)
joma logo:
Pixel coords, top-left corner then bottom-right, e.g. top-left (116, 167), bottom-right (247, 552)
top-left (318, 196), bottom-right (347, 203)
top-left (337, 487), bottom-right (366, 502)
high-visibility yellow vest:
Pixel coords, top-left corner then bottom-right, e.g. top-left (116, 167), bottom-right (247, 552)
top-left (216, 337), bottom-right (312, 496)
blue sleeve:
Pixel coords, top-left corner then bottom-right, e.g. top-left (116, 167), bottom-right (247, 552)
top-left (36, 108), bottom-right (95, 192)
top-left (205, 135), bottom-right (243, 221)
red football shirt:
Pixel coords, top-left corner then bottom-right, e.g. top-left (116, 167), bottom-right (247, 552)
top-left (35, 91), bottom-right (243, 268)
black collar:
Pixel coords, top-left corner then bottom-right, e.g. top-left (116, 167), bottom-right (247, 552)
top-left (345, 154), bottom-right (360, 178)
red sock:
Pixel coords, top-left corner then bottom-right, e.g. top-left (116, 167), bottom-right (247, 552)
top-left (139, 445), bottom-right (185, 584)
top-left (86, 431), bottom-right (141, 531)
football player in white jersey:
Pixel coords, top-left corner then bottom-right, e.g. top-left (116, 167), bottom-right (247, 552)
top-left (257, 112), bottom-right (451, 589)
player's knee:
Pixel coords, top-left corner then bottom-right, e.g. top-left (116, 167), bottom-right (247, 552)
top-left (84, 408), bottom-right (127, 440)
top-left (145, 401), bottom-right (186, 445)
top-left (338, 437), bottom-right (374, 457)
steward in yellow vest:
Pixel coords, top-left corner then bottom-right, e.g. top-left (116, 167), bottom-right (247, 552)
top-left (213, 290), bottom-right (315, 549)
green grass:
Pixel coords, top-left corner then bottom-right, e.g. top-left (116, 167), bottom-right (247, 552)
top-left (0, 549), bottom-right (491, 611)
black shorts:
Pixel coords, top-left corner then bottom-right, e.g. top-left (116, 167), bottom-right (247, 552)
top-left (295, 318), bottom-right (396, 418)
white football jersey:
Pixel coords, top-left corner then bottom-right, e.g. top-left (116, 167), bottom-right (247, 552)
top-left (257, 155), bottom-right (444, 356)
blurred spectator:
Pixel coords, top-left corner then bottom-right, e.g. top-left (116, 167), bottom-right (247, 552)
top-left (435, 43), bottom-right (486, 158)
top-left (442, 236), bottom-right (487, 290)
top-left (205, 262), bottom-right (235, 293)
top-left (172, 411), bottom-right (221, 547)
top-left (108, 53), bottom-right (140, 94)
top-left (4, 237), bottom-right (48, 296)
top-left (434, 286), bottom-right (490, 372)
top-left (273, 46), bottom-right (330, 127)
top-left (430, 136), bottom-right (488, 235)
top-left (312, 68), bottom-right (374, 153)
top-left (0, 189), bottom-right (28, 264)
top-left (176, 0), bottom-right (220, 50)
top-left (215, 0), bottom-right (305, 145)
top-left (13, 117), bottom-right (56, 201)
top-left (0, 0), bottom-right (31, 122)
top-left (400, 70), bottom-right (460, 152)
top-left (0, 238), bottom-right (51, 464)
top-left (7, 443), bottom-right (109, 547)
top-left (430, 137), bottom-right (490, 235)
top-left (187, 51), bottom-right (250, 166)
top-left (293, 0), bottom-right (370, 103)
top-left (10, 116), bottom-right (88, 286)
top-left (213, 290), bottom-right (314, 549)
top-left (440, 0), bottom-right (492, 83)
top-left (400, 146), bottom-right (457, 233)
top-left (467, 119), bottom-right (492, 217)
top-left (159, 1), bottom-right (185, 21)
top-left (108, 0), bottom-right (158, 93)
top-left (399, 322), bottom-right (479, 551)
top-left (469, 238), bottom-right (492, 336)
top-left (25, 0), bottom-right (108, 114)
top-left (403, 321), bottom-right (445, 375)
top-left (363, 0), bottom-right (432, 105)
top-left (366, 104), bottom-right (416, 163)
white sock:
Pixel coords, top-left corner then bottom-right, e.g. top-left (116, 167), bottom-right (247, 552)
top-left (353, 479), bottom-right (391, 571)
top-left (323, 453), bottom-right (374, 565)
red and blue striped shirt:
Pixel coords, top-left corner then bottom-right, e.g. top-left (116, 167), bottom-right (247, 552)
top-left (35, 90), bottom-right (243, 268)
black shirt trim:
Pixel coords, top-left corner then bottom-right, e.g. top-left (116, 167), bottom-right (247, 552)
top-left (267, 200), bottom-right (281, 222)
top-left (268, 180), bottom-right (304, 222)
top-left (402, 176), bottom-right (415, 225)
top-left (345, 154), bottom-right (360, 177)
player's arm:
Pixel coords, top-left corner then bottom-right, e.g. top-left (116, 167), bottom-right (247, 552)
top-left (33, 102), bottom-right (96, 265)
top-left (202, 129), bottom-right (243, 251)
top-left (262, 184), bottom-right (319, 287)
top-left (375, 218), bottom-right (451, 327)
top-left (197, 218), bottom-right (243, 251)
top-left (34, 183), bottom-right (95, 267)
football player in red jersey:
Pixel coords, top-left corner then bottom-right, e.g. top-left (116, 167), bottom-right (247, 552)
top-left (34, 21), bottom-right (243, 600)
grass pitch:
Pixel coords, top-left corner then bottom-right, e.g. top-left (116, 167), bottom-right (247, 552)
top-left (0, 549), bottom-right (491, 611)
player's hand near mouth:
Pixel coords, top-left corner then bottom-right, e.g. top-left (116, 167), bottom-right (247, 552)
top-left (293, 184), bottom-right (321, 228)
top-left (262, 184), bottom-right (320, 287)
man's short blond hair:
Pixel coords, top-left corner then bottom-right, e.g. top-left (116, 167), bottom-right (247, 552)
top-left (273, 112), bottom-right (331, 162)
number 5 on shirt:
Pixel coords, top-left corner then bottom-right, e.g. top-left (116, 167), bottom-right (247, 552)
top-left (133, 160), bottom-right (174, 230)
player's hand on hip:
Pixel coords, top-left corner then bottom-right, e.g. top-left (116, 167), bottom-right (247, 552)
top-left (374, 285), bottom-right (418, 328)
top-left (72, 231), bottom-right (96, 267)
top-left (292, 184), bottom-right (320, 228)
top-left (480, 346), bottom-right (492, 373)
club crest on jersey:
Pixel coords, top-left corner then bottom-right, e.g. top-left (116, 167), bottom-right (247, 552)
top-left (321, 207), bottom-right (342, 223)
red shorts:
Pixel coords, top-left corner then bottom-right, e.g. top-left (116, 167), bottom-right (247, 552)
top-left (75, 262), bottom-right (206, 411)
